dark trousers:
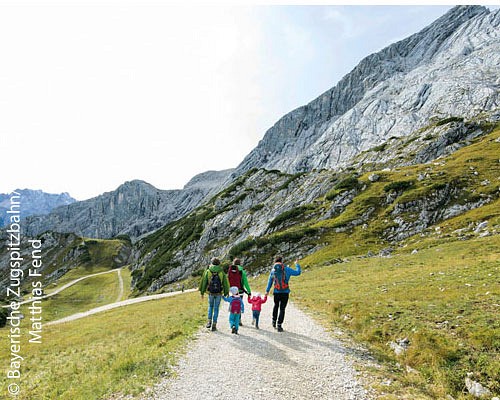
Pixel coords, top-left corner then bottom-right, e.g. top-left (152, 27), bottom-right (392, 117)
top-left (272, 292), bottom-right (289, 325)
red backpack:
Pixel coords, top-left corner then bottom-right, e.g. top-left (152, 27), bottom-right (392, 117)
top-left (228, 265), bottom-right (242, 289)
top-left (230, 296), bottom-right (242, 313)
top-left (273, 262), bottom-right (289, 290)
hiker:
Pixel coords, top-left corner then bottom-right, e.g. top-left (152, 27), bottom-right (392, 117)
top-left (265, 255), bottom-right (301, 332)
top-left (227, 258), bottom-right (251, 325)
top-left (199, 257), bottom-right (229, 331)
top-left (247, 292), bottom-right (267, 329)
top-left (223, 286), bottom-right (245, 334)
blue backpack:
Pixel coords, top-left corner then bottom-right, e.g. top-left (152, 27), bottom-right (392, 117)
top-left (273, 263), bottom-right (289, 290)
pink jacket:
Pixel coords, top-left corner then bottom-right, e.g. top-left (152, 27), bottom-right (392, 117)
top-left (248, 295), bottom-right (267, 311)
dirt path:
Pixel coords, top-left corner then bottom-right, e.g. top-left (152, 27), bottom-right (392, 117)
top-left (1, 268), bottom-right (123, 308)
top-left (116, 268), bottom-right (124, 302)
top-left (141, 297), bottom-right (370, 400)
top-left (45, 289), bottom-right (197, 326)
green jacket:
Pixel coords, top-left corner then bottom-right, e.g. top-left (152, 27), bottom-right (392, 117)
top-left (238, 265), bottom-right (252, 295)
top-left (199, 264), bottom-right (229, 296)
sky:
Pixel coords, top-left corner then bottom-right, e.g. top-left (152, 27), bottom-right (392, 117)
top-left (0, 2), bottom-right (497, 200)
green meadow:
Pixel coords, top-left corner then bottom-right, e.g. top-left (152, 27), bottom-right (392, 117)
top-left (1, 291), bottom-right (204, 400)
top-left (15, 267), bottom-right (132, 324)
top-left (294, 234), bottom-right (499, 399)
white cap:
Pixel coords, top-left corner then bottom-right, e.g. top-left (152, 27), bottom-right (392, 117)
top-left (230, 286), bottom-right (239, 295)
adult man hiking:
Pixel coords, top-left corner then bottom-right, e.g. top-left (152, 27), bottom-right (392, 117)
top-left (265, 255), bottom-right (301, 332)
top-left (199, 257), bottom-right (229, 331)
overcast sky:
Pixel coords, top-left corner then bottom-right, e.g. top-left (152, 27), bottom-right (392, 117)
top-left (0, 2), bottom-right (496, 200)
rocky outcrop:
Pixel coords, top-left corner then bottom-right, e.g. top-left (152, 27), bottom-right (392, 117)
top-left (0, 189), bottom-right (76, 227)
top-left (232, 6), bottom-right (499, 177)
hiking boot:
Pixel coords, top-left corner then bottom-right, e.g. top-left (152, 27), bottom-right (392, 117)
top-left (205, 320), bottom-right (212, 329)
top-left (231, 326), bottom-right (236, 334)
top-left (255, 325), bottom-right (259, 330)
top-left (234, 330), bottom-right (239, 335)
top-left (277, 325), bottom-right (284, 332)
top-left (211, 323), bottom-right (217, 331)
top-left (272, 320), bottom-right (276, 329)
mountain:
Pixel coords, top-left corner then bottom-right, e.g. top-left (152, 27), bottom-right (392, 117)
top-left (232, 6), bottom-right (499, 177)
top-left (23, 170), bottom-right (233, 241)
top-left (0, 189), bottom-right (76, 227)
top-left (129, 5), bottom-right (500, 292)
top-left (132, 120), bottom-right (499, 292)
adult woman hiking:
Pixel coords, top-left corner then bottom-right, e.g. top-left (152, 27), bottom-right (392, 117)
top-left (265, 255), bottom-right (301, 332)
top-left (227, 257), bottom-right (251, 325)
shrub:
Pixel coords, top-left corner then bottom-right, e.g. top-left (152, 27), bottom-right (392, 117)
top-left (371, 143), bottom-right (388, 152)
top-left (249, 204), bottom-right (264, 213)
top-left (114, 234), bottom-right (132, 244)
top-left (268, 205), bottom-right (312, 229)
top-left (436, 116), bottom-right (463, 126)
top-left (325, 189), bottom-right (340, 201)
top-left (384, 180), bottom-right (414, 193)
top-left (191, 269), bottom-right (204, 277)
top-left (0, 307), bottom-right (7, 328)
top-left (229, 238), bottom-right (257, 258)
top-left (334, 176), bottom-right (360, 191)
top-left (277, 172), bottom-right (305, 191)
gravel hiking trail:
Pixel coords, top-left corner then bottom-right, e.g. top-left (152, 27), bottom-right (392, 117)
top-left (141, 297), bottom-right (371, 400)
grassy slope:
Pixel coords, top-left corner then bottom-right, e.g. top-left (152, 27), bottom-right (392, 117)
top-left (23, 272), bottom-right (121, 322)
top-left (0, 292), bottom-right (205, 400)
top-left (295, 234), bottom-right (499, 399)
top-left (289, 129), bottom-right (500, 399)
top-left (20, 236), bottom-right (128, 297)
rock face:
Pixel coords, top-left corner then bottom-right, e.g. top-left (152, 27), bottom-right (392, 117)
top-left (23, 170), bottom-right (233, 241)
top-left (0, 189), bottom-right (76, 227)
top-left (232, 6), bottom-right (499, 177)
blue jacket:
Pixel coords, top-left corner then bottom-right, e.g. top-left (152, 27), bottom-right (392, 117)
top-left (222, 295), bottom-right (245, 313)
top-left (266, 263), bottom-right (301, 294)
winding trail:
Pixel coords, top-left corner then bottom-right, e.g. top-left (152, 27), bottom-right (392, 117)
top-left (46, 289), bottom-right (197, 326)
top-left (141, 297), bottom-right (371, 400)
top-left (1, 268), bottom-right (123, 308)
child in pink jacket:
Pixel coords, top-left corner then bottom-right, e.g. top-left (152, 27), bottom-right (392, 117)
top-left (247, 292), bottom-right (267, 329)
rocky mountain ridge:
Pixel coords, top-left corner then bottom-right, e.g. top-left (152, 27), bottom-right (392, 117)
top-left (14, 6), bottom-right (499, 245)
top-left (0, 189), bottom-right (76, 227)
top-left (22, 169), bottom-right (233, 241)
top-left (232, 5), bottom-right (499, 177)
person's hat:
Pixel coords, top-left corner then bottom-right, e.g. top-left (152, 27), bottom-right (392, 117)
top-left (230, 286), bottom-right (239, 295)
top-left (254, 292), bottom-right (261, 298)
top-left (232, 258), bottom-right (241, 266)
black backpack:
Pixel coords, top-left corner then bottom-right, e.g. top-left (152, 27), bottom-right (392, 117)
top-left (208, 271), bottom-right (222, 294)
